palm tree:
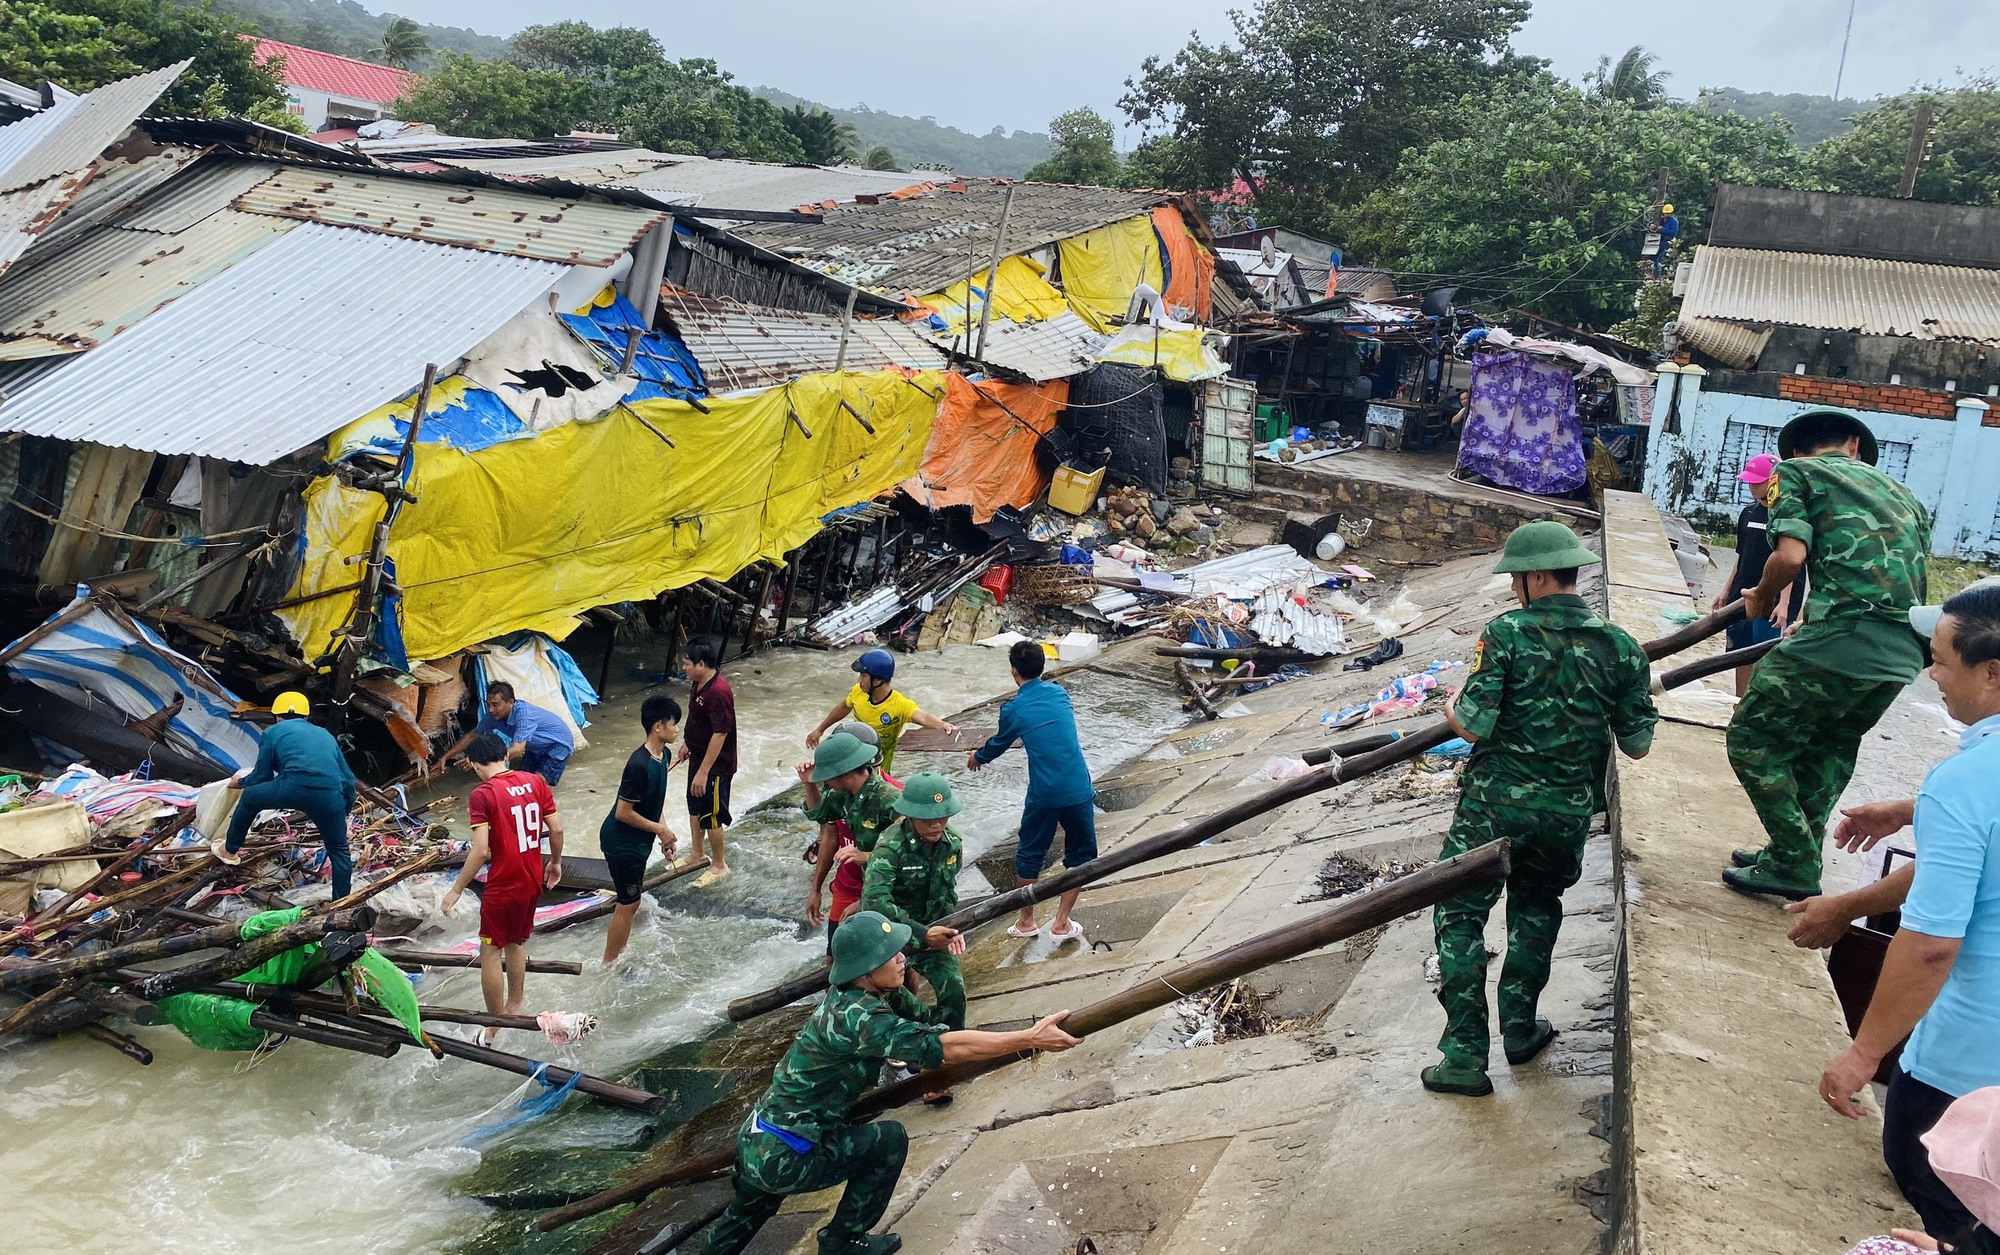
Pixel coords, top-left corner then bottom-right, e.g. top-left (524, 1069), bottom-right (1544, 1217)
top-left (861, 144), bottom-right (901, 172)
top-left (376, 17), bottom-right (431, 71)
top-left (1592, 46), bottom-right (1670, 106)
top-left (778, 106), bottom-right (858, 165)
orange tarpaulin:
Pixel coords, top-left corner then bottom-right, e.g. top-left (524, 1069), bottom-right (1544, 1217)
top-left (902, 374), bottom-right (1069, 523)
top-left (1153, 205), bottom-right (1214, 324)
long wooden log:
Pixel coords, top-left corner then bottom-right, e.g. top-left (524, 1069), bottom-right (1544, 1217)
top-left (1654, 639), bottom-right (1777, 693)
top-left (377, 948), bottom-right (584, 976)
top-left (1154, 645), bottom-right (1314, 664)
top-left (124, 908), bottom-right (379, 1001)
top-left (2, 914), bottom-right (277, 991)
top-left (80, 1021), bottom-right (153, 1065)
top-left (210, 981), bottom-right (551, 1032)
top-left (1300, 731), bottom-right (1403, 767)
top-left (727, 595), bottom-right (1748, 1024)
top-left (248, 1009), bottom-right (400, 1058)
top-left (302, 1006), bottom-right (664, 1113)
top-left (727, 721), bottom-right (1457, 1022)
top-left (533, 859), bottom-right (707, 936)
top-left (544, 841), bottom-right (1511, 1231)
top-left (10, 807), bottom-right (195, 941)
top-left (313, 847), bottom-right (447, 916)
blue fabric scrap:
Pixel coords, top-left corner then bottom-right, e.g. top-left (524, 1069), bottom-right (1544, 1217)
top-left (558, 292), bottom-right (707, 402)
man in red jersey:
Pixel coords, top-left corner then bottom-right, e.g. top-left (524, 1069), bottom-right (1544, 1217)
top-left (444, 732), bottom-right (564, 1042)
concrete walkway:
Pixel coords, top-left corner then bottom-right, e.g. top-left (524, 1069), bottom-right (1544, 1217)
top-left (1602, 489), bottom-right (1912, 1252)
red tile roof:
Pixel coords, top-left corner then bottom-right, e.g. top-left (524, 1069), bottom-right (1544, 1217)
top-left (247, 39), bottom-right (413, 106)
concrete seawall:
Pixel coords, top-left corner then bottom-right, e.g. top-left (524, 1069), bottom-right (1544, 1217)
top-left (1601, 488), bottom-right (1911, 1253)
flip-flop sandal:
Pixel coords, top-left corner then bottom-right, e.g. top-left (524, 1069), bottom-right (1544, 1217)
top-left (1007, 922), bottom-right (1041, 938)
top-left (1048, 922), bottom-right (1086, 944)
top-left (922, 1092), bottom-right (954, 1107)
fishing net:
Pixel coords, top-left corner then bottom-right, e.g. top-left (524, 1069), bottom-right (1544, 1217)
top-left (155, 992), bottom-right (264, 1052)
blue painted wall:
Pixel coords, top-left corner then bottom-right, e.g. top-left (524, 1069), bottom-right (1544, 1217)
top-left (1642, 366), bottom-right (2000, 557)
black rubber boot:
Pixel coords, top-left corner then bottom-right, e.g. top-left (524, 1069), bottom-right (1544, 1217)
top-left (1420, 1061), bottom-right (1493, 1097)
top-left (1504, 1017), bottom-right (1559, 1066)
top-left (1730, 847), bottom-right (1763, 869)
top-left (1722, 864), bottom-right (1820, 901)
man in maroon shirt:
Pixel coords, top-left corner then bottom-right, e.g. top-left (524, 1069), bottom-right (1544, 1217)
top-left (678, 638), bottom-right (737, 887)
top-left (444, 732), bottom-right (564, 1042)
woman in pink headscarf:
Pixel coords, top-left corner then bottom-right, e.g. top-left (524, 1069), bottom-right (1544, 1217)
top-left (1846, 1086), bottom-right (2000, 1254)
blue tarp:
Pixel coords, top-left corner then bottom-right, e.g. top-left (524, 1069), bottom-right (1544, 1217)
top-left (558, 293), bottom-right (708, 403)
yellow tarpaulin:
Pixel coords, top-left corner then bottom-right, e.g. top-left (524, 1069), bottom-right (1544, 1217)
top-left (1057, 215), bottom-right (1165, 333)
top-left (1095, 326), bottom-right (1230, 382)
top-left (278, 370), bottom-right (943, 663)
top-left (916, 255), bottom-right (1069, 331)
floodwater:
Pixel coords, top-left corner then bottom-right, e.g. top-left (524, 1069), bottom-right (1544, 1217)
top-left (0, 640), bottom-right (1185, 1255)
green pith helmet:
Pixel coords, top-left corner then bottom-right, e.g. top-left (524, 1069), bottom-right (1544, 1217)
top-left (894, 772), bottom-right (963, 820)
top-left (829, 910), bottom-right (912, 984)
top-left (811, 731), bottom-right (875, 782)
top-left (1778, 407), bottom-right (1879, 465)
top-left (1492, 520), bottom-right (1600, 574)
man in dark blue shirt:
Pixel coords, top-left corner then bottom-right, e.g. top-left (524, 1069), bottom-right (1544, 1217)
top-left (211, 691), bottom-right (358, 898)
top-left (968, 641), bottom-right (1096, 944)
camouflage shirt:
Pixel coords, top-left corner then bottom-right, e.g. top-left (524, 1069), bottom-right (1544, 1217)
top-left (804, 774), bottom-right (902, 854)
top-left (859, 818), bottom-right (962, 940)
top-left (1767, 451), bottom-right (1931, 684)
top-left (752, 984), bottom-right (946, 1140)
top-left (1454, 593), bottom-right (1658, 817)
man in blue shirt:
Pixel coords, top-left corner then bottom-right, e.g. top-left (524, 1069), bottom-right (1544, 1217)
top-left (440, 681), bottom-right (576, 787)
top-left (967, 640), bottom-right (1095, 944)
top-left (1811, 577), bottom-right (2000, 1237)
top-left (211, 691), bottom-right (359, 898)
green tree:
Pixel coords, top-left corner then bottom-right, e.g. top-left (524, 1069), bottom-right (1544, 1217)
top-left (395, 51), bottom-right (582, 139)
top-left (615, 59), bottom-right (803, 160)
top-left (1608, 279), bottom-right (1677, 350)
top-left (1697, 87), bottom-right (1862, 147)
top-left (508, 21), bottom-right (663, 78)
top-left (1590, 46), bottom-right (1670, 106)
top-left (1809, 81), bottom-right (2000, 205)
top-left (1120, 0), bottom-right (1535, 232)
top-left (861, 144), bottom-right (901, 171)
top-left (1024, 107), bottom-right (1124, 185)
top-left (780, 105), bottom-right (858, 164)
top-left (0, 3), bottom-right (134, 91)
top-left (10, 0), bottom-right (288, 116)
top-left (1348, 77), bottom-right (1810, 327)
top-left (375, 16), bottom-right (429, 71)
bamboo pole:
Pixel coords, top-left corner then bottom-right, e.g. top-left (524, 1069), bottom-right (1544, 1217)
top-left (376, 948), bottom-right (584, 976)
top-left (311, 847), bottom-right (446, 916)
top-left (80, 1021), bottom-right (153, 1065)
top-left (9, 807), bottom-right (194, 941)
top-left (248, 1009), bottom-right (400, 1058)
top-left (1154, 645), bottom-right (1314, 664)
top-left (1, 913), bottom-right (268, 991)
top-left (727, 596), bottom-right (1748, 1023)
top-left (210, 981), bottom-right (552, 1033)
top-left (533, 860), bottom-right (706, 935)
top-left (543, 841), bottom-right (1510, 1231)
top-left (1300, 731), bottom-right (1403, 767)
top-left (124, 908), bottom-right (379, 1001)
top-left (302, 1006), bottom-right (664, 1113)
top-left (1653, 639), bottom-right (1775, 693)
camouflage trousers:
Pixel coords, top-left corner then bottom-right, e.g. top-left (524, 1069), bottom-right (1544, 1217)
top-left (1726, 649), bottom-right (1903, 885)
top-left (1432, 800), bottom-right (1592, 1071)
top-left (907, 947), bottom-right (966, 1031)
top-left (705, 1120), bottom-right (909, 1254)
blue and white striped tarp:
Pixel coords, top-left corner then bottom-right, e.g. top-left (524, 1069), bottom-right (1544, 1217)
top-left (4, 589), bottom-right (262, 774)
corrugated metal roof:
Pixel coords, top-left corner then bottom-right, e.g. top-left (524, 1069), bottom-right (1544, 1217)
top-left (0, 210), bottom-right (292, 359)
top-left (0, 170), bottom-right (94, 278)
top-left (24, 142), bottom-right (203, 256)
top-left (734, 181), bottom-right (1173, 295)
top-left (233, 166), bottom-right (666, 265)
top-left (930, 310), bottom-right (1106, 383)
top-left (658, 288), bottom-right (942, 393)
top-left (119, 158), bottom-right (281, 233)
top-left (1682, 245), bottom-right (2000, 342)
top-left (0, 221), bottom-right (568, 462)
top-left (0, 62), bottom-right (188, 194)
top-left (1674, 315), bottom-right (1773, 371)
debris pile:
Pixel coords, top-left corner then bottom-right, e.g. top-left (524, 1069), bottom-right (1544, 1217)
top-left (1305, 853), bottom-right (1430, 904)
top-left (1174, 977), bottom-right (1298, 1047)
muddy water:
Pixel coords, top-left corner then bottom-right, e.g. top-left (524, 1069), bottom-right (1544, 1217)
top-left (0, 641), bottom-right (1184, 1255)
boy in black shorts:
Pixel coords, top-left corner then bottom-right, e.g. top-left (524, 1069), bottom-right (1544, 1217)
top-left (678, 638), bottom-right (736, 887)
top-left (599, 695), bottom-right (681, 968)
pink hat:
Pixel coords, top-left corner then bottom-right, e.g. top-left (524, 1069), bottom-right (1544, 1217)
top-left (1737, 453), bottom-right (1779, 484)
top-left (1922, 1086), bottom-right (2000, 1231)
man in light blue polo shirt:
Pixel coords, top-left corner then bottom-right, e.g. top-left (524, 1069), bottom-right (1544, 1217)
top-left (438, 680), bottom-right (576, 787)
top-left (1813, 577), bottom-right (2000, 1238)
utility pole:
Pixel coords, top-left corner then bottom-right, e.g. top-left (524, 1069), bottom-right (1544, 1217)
top-left (1898, 99), bottom-right (1935, 199)
top-left (1832, 0), bottom-right (1858, 101)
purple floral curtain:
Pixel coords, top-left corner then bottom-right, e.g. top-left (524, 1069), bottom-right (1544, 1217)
top-left (1457, 351), bottom-right (1586, 495)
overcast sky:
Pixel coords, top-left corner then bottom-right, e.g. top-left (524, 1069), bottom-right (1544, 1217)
top-left (392, 0), bottom-right (1997, 138)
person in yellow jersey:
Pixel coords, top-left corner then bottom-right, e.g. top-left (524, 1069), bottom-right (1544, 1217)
top-left (806, 650), bottom-right (958, 777)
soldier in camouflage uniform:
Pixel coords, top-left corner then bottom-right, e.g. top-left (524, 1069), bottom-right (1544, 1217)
top-left (861, 773), bottom-right (969, 1104)
top-left (803, 731), bottom-right (903, 949)
top-left (1725, 408), bottom-right (1931, 900)
top-left (704, 910), bottom-right (1079, 1255)
top-left (1425, 521), bottom-right (1659, 1098)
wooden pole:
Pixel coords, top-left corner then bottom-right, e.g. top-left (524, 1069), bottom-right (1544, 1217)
top-left (10, 806), bottom-right (193, 941)
top-left (2, 915), bottom-right (262, 991)
top-left (80, 1021), bottom-right (153, 1065)
top-left (972, 182), bottom-right (1018, 361)
top-left (1898, 99), bottom-right (1935, 199)
top-left (249, 1008), bottom-right (401, 1058)
top-left (1653, 639), bottom-right (1776, 693)
top-left (544, 841), bottom-right (1510, 1231)
top-left (311, 847), bottom-right (446, 916)
top-left (212, 982), bottom-right (553, 1033)
top-left (1300, 731), bottom-right (1402, 767)
top-left (1154, 645), bottom-right (1314, 665)
top-left (727, 597), bottom-right (1750, 1023)
top-left (125, 908), bottom-right (379, 1001)
top-left (1175, 661), bottom-right (1219, 721)
top-left (376, 949), bottom-right (584, 976)
top-left (533, 861), bottom-right (706, 935)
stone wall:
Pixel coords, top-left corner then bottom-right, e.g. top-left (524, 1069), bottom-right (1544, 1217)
top-left (1254, 459), bottom-right (1564, 552)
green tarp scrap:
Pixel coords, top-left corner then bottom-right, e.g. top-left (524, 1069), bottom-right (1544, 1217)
top-left (155, 992), bottom-right (264, 1052)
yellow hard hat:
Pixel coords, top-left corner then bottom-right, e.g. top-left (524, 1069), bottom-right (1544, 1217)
top-left (272, 691), bottom-right (311, 717)
top-left (1661, 203), bottom-right (1675, 214)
